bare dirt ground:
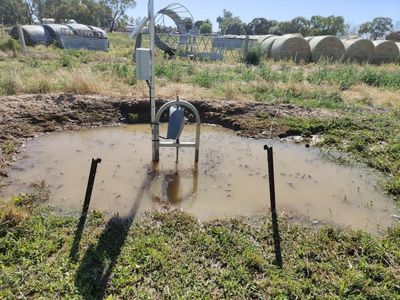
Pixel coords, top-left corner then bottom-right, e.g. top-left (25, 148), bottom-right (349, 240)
top-left (0, 94), bottom-right (336, 177)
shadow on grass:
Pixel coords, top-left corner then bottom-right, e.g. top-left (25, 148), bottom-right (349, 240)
top-left (73, 164), bottom-right (155, 300)
top-left (271, 209), bottom-right (283, 268)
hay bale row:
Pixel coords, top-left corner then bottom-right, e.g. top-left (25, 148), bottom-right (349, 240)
top-left (220, 33), bottom-right (400, 64)
top-left (261, 34), bottom-right (311, 62)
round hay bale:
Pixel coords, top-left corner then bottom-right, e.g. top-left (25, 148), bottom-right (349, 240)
top-left (256, 34), bottom-right (275, 44)
top-left (342, 38), bottom-right (374, 63)
top-left (261, 35), bottom-right (278, 57)
top-left (372, 40), bottom-right (400, 64)
top-left (307, 35), bottom-right (345, 62)
top-left (386, 31), bottom-right (400, 42)
top-left (269, 34), bottom-right (311, 62)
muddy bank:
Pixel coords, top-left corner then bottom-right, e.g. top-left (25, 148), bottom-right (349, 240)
top-left (0, 93), bottom-right (334, 176)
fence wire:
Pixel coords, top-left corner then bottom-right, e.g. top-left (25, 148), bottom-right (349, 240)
top-left (139, 33), bottom-right (248, 63)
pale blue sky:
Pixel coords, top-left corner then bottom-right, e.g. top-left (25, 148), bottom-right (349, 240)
top-left (128, 0), bottom-right (400, 29)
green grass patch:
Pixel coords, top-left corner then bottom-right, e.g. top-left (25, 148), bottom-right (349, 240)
top-left (307, 64), bottom-right (400, 90)
top-left (0, 206), bottom-right (399, 299)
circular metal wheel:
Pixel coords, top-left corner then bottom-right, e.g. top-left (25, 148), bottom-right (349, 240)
top-left (155, 3), bottom-right (194, 55)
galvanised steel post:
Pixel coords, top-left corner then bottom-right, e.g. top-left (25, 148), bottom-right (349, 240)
top-left (149, 0), bottom-right (157, 162)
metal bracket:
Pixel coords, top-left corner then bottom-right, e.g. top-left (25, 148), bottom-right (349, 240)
top-left (153, 100), bottom-right (201, 163)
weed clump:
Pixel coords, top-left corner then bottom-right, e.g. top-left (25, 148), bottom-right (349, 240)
top-left (59, 52), bottom-right (73, 67)
top-left (0, 72), bottom-right (22, 95)
top-left (193, 69), bottom-right (216, 88)
top-left (245, 46), bottom-right (263, 66)
top-left (0, 201), bottom-right (28, 230)
top-left (0, 38), bottom-right (19, 52)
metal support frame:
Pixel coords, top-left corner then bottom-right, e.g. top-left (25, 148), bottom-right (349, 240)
top-left (153, 100), bottom-right (201, 163)
top-left (147, 1), bottom-right (201, 164)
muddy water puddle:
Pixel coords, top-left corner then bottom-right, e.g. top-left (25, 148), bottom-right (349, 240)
top-left (2, 124), bottom-right (399, 234)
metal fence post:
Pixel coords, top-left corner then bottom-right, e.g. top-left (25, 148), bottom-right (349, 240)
top-left (264, 145), bottom-right (283, 268)
top-left (243, 35), bottom-right (249, 63)
top-left (82, 158), bottom-right (102, 213)
top-left (17, 24), bottom-right (27, 55)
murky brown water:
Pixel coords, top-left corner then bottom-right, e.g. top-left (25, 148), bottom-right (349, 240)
top-left (2, 124), bottom-right (399, 233)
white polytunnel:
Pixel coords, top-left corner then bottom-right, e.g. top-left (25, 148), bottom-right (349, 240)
top-left (10, 23), bottom-right (109, 51)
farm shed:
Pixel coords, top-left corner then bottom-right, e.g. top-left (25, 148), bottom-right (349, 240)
top-left (211, 35), bottom-right (258, 49)
top-left (342, 38), bottom-right (374, 63)
top-left (306, 36), bottom-right (345, 62)
top-left (372, 40), bottom-right (400, 64)
top-left (10, 23), bottom-right (109, 51)
top-left (262, 34), bottom-right (310, 62)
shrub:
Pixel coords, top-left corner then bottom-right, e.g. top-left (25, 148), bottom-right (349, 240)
top-left (0, 73), bottom-right (22, 95)
top-left (359, 68), bottom-right (400, 89)
top-left (241, 68), bottom-right (256, 81)
top-left (193, 69), bottom-right (215, 88)
top-left (59, 52), bottom-right (72, 67)
top-left (244, 46), bottom-right (263, 66)
top-left (0, 38), bottom-right (20, 52)
top-left (126, 67), bottom-right (137, 85)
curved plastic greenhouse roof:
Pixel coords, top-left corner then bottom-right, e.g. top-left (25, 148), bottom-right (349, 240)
top-left (11, 23), bottom-right (109, 51)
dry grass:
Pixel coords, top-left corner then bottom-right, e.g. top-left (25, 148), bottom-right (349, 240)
top-left (342, 84), bottom-right (400, 107)
top-left (0, 200), bottom-right (28, 227)
top-left (63, 71), bottom-right (106, 95)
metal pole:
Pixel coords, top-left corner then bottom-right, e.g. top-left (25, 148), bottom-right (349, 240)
top-left (243, 35), bottom-right (249, 63)
top-left (264, 145), bottom-right (283, 268)
top-left (17, 24), bottom-right (27, 55)
top-left (266, 146), bottom-right (277, 212)
top-left (149, 0), bottom-right (157, 162)
top-left (70, 157), bottom-right (101, 261)
top-left (133, 32), bottom-right (142, 63)
top-left (82, 158), bottom-right (102, 213)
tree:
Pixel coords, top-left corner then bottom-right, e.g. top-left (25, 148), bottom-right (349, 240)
top-left (216, 9), bottom-right (233, 32)
top-left (105, 0), bottom-right (136, 32)
top-left (24, 0), bottom-right (35, 24)
top-left (309, 15), bottom-right (345, 36)
top-left (225, 20), bottom-right (246, 35)
top-left (358, 17), bottom-right (393, 40)
top-left (183, 17), bottom-right (193, 32)
top-left (200, 23), bottom-right (212, 34)
top-left (199, 20), bottom-right (212, 34)
top-left (246, 18), bottom-right (277, 35)
top-left (74, 0), bottom-right (112, 27)
top-left (0, 0), bottom-right (29, 25)
top-left (269, 21), bottom-right (292, 35)
top-left (290, 17), bottom-right (311, 36)
top-left (216, 9), bottom-right (244, 34)
top-left (341, 23), bottom-right (358, 38)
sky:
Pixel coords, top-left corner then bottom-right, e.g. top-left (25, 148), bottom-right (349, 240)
top-left (127, 0), bottom-right (400, 29)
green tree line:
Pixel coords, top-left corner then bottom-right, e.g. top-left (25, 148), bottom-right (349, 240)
top-left (0, 0), bottom-right (136, 31)
top-left (217, 9), bottom-right (397, 39)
